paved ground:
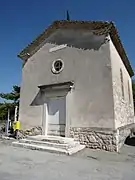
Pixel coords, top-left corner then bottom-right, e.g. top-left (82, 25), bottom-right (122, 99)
top-left (0, 139), bottom-right (135, 180)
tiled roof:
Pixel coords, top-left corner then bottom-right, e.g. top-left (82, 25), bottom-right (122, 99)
top-left (18, 20), bottom-right (134, 77)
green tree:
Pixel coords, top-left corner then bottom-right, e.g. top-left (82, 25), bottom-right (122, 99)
top-left (0, 85), bottom-right (20, 121)
top-left (0, 103), bottom-right (7, 120)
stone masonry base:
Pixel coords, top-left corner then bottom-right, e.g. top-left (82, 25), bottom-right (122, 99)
top-left (117, 123), bottom-right (135, 150)
top-left (70, 124), bottom-right (135, 152)
top-left (18, 126), bottom-right (42, 139)
top-left (70, 127), bottom-right (117, 152)
top-left (18, 124), bottom-right (135, 152)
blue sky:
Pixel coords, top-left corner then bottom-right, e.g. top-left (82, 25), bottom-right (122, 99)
top-left (0, 0), bottom-right (135, 94)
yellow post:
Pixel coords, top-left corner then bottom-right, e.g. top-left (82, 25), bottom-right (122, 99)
top-left (14, 121), bottom-right (21, 139)
top-left (15, 121), bottom-right (20, 130)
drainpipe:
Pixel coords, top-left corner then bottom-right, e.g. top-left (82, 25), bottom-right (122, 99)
top-left (14, 106), bottom-right (18, 122)
top-left (6, 109), bottom-right (10, 135)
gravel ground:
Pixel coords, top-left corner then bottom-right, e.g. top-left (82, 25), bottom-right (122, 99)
top-left (0, 139), bottom-right (135, 180)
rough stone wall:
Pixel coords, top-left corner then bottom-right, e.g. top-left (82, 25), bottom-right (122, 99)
top-left (112, 79), bottom-right (134, 128)
top-left (18, 126), bottom-right (42, 139)
top-left (70, 127), bottom-right (117, 152)
top-left (109, 37), bottom-right (134, 129)
top-left (117, 123), bottom-right (135, 150)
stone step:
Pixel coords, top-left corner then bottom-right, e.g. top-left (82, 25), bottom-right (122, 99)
top-left (19, 138), bottom-right (80, 150)
top-left (27, 135), bottom-right (75, 144)
top-left (12, 141), bottom-right (85, 155)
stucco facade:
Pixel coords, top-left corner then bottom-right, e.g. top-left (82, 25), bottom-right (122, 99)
top-left (18, 21), bottom-right (134, 151)
top-left (110, 37), bottom-right (135, 149)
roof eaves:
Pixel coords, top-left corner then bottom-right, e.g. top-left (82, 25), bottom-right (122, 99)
top-left (109, 22), bottom-right (134, 77)
top-left (18, 21), bottom-right (58, 59)
top-left (17, 20), bottom-right (134, 77)
top-left (17, 20), bottom-right (110, 59)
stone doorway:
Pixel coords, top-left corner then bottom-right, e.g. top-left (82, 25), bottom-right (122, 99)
top-left (47, 96), bottom-right (66, 136)
top-left (39, 81), bottom-right (74, 137)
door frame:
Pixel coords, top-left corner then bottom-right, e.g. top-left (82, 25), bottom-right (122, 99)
top-left (42, 103), bottom-right (48, 136)
top-left (42, 96), bottom-right (67, 137)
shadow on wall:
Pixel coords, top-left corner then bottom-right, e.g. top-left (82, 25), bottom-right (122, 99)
top-left (45, 29), bottom-right (108, 51)
top-left (125, 136), bottom-right (135, 146)
top-left (30, 85), bottom-right (70, 107)
top-left (30, 90), bottom-right (45, 106)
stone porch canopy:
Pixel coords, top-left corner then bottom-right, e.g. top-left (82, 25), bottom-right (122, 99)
top-left (30, 82), bottom-right (74, 106)
top-left (18, 20), bottom-right (134, 77)
top-left (38, 81), bottom-right (74, 91)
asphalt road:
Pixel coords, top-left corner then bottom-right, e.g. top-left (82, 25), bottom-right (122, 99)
top-left (0, 139), bottom-right (135, 180)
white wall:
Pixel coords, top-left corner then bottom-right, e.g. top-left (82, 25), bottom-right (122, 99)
top-left (19, 30), bottom-right (115, 131)
top-left (109, 37), bottom-right (134, 129)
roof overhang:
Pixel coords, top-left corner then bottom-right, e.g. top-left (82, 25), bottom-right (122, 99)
top-left (18, 20), bottom-right (134, 77)
top-left (38, 81), bottom-right (74, 91)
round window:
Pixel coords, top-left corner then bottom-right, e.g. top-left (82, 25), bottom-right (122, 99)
top-left (52, 59), bottom-right (64, 74)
